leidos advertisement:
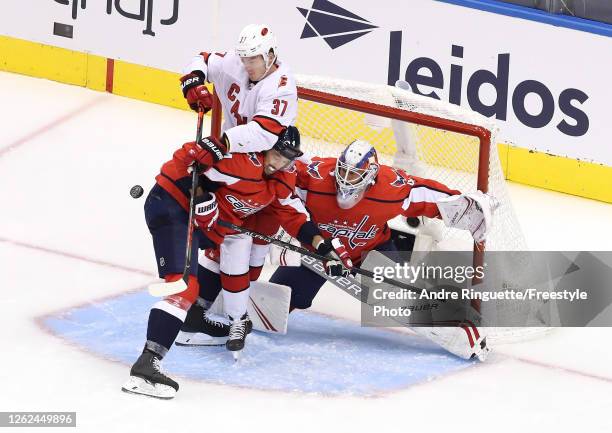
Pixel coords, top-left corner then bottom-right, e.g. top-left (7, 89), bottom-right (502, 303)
top-left (1, 0), bottom-right (610, 165)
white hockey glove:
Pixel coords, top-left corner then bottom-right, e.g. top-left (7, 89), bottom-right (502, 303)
top-left (193, 192), bottom-right (219, 231)
top-left (436, 191), bottom-right (499, 243)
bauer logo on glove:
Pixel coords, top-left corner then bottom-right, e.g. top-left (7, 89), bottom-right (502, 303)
top-left (199, 137), bottom-right (225, 162)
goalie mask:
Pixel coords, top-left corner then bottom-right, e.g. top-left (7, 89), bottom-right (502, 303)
top-left (334, 140), bottom-right (379, 209)
top-left (235, 24), bottom-right (278, 80)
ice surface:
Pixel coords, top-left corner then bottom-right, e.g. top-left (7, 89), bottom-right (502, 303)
top-left (1, 71), bottom-right (611, 433)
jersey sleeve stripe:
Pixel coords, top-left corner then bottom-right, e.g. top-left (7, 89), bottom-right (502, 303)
top-left (295, 186), bottom-right (308, 201)
top-left (207, 167), bottom-right (263, 184)
top-left (412, 183), bottom-right (457, 196)
top-left (252, 115), bottom-right (285, 136)
top-left (402, 186), bottom-right (452, 210)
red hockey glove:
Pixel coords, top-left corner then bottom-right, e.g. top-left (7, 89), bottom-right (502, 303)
top-left (316, 237), bottom-right (353, 278)
top-left (180, 72), bottom-right (213, 113)
top-left (193, 192), bottom-right (219, 231)
top-left (173, 136), bottom-right (227, 170)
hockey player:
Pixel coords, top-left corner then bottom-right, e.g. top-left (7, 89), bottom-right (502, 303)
top-left (179, 140), bottom-right (494, 361)
top-left (178, 23), bottom-right (297, 166)
top-left (269, 140), bottom-right (494, 360)
top-left (122, 127), bottom-right (352, 399)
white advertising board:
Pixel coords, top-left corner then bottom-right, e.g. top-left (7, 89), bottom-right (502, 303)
top-left (1, 0), bottom-right (611, 164)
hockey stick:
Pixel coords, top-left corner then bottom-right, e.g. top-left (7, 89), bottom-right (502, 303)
top-left (216, 220), bottom-right (424, 294)
top-left (148, 109), bottom-right (205, 297)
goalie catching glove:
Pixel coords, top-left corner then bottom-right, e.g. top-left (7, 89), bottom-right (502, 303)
top-left (315, 237), bottom-right (353, 277)
top-left (436, 191), bottom-right (499, 243)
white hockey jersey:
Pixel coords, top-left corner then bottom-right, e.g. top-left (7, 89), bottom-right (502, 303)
top-left (183, 51), bottom-right (298, 153)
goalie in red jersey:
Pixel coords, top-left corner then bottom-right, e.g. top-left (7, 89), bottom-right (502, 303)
top-left (268, 139), bottom-right (497, 361)
top-left (182, 140), bottom-right (497, 362)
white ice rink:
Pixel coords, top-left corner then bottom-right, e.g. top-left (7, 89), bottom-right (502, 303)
top-left (1, 71), bottom-right (612, 432)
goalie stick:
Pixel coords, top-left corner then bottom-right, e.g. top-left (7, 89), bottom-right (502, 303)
top-left (216, 220), bottom-right (425, 295)
top-left (148, 109), bottom-right (205, 297)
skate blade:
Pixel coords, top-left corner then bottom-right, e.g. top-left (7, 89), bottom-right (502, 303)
top-left (175, 331), bottom-right (227, 346)
top-left (121, 376), bottom-right (176, 400)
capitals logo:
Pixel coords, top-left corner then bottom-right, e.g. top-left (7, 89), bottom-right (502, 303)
top-left (318, 215), bottom-right (379, 249)
top-left (306, 161), bottom-right (324, 179)
top-left (391, 169), bottom-right (414, 187)
top-left (225, 195), bottom-right (268, 216)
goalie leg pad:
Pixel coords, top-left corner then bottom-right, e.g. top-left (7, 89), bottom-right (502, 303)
top-left (268, 231), bottom-right (302, 266)
top-left (207, 280), bottom-right (291, 334)
top-left (412, 323), bottom-right (490, 361)
top-left (270, 265), bottom-right (327, 310)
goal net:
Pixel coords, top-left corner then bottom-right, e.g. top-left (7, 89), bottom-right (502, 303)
top-left (212, 74), bottom-right (553, 344)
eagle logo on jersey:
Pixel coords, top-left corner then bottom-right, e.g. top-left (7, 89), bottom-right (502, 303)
top-left (391, 169), bottom-right (415, 187)
top-left (391, 169), bottom-right (407, 187)
top-left (248, 153), bottom-right (262, 167)
top-left (306, 161), bottom-right (324, 179)
top-left (278, 75), bottom-right (288, 88)
top-left (318, 215), bottom-right (379, 249)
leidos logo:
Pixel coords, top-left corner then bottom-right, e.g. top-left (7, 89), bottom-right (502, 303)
top-left (388, 33), bottom-right (589, 137)
top-left (294, 5), bottom-right (589, 138)
top-left (296, 0), bottom-right (377, 49)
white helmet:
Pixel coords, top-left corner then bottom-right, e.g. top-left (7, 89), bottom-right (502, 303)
top-left (235, 24), bottom-right (278, 71)
top-left (334, 140), bottom-right (379, 209)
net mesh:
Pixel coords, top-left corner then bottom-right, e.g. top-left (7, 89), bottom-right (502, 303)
top-left (294, 75), bottom-right (551, 344)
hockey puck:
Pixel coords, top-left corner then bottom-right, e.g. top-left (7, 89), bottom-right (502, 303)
top-left (130, 185), bottom-right (144, 199)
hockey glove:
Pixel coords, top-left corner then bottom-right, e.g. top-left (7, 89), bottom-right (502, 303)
top-left (194, 192), bottom-right (219, 231)
top-left (436, 191), bottom-right (499, 243)
top-left (173, 136), bottom-right (227, 170)
top-left (316, 237), bottom-right (353, 278)
top-left (180, 72), bottom-right (213, 113)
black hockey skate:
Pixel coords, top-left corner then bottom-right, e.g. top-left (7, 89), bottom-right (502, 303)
top-left (226, 313), bottom-right (251, 359)
top-left (176, 303), bottom-right (252, 346)
top-left (176, 303), bottom-right (231, 346)
top-left (121, 349), bottom-right (178, 399)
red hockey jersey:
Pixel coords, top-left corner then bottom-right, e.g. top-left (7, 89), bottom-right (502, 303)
top-left (292, 157), bottom-right (461, 264)
top-left (155, 149), bottom-right (308, 245)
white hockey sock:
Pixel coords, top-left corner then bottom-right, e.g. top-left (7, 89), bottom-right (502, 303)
top-left (222, 288), bottom-right (250, 319)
